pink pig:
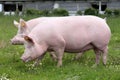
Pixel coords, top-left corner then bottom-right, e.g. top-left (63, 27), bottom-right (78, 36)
top-left (11, 17), bottom-right (84, 65)
top-left (21, 15), bottom-right (111, 67)
top-left (11, 17), bottom-right (47, 45)
top-left (11, 17), bottom-right (59, 65)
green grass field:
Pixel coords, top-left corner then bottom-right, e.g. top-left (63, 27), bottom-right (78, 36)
top-left (0, 15), bottom-right (120, 80)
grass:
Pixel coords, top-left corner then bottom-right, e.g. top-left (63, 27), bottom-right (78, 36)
top-left (0, 15), bottom-right (120, 80)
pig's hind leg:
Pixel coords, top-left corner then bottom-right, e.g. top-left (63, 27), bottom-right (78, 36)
top-left (91, 48), bottom-right (101, 68)
top-left (94, 48), bottom-right (101, 65)
top-left (92, 46), bottom-right (108, 67)
top-left (102, 46), bottom-right (108, 66)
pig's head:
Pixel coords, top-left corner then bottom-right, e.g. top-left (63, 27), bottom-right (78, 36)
top-left (11, 19), bottom-right (30, 45)
top-left (21, 36), bottom-right (46, 62)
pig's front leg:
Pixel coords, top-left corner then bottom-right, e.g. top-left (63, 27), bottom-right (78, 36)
top-left (92, 48), bottom-right (101, 68)
top-left (55, 48), bottom-right (65, 67)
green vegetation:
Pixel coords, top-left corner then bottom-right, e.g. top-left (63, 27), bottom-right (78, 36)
top-left (76, 8), bottom-right (120, 17)
top-left (0, 15), bottom-right (120, 80)
top-left (84, 8), bottom-right (98, 16)
top-left (51, 8), bottom-right (69, 16)
top-left (25, 9), bottom-right (50, 16)
top-left (105, 9), bottom-right (113, 16)
top-left (104, 9), bottom-right (120, 17)
top-left (25, 8), bottom-right (69, 16)
top-left (113, 9), bottom-right (120, 16)
top-left (76, 10), bottom-right (82, 15)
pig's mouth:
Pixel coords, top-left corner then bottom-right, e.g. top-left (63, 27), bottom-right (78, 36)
top-left (22, 56), bottom-right (32, 63)
top-left (11, 41), bottom-right (24, 45)
top-left (11, 42), bottom-right (24, 45)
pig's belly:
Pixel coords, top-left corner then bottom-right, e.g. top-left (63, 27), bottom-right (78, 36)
top-left (65, 43), bottom-right (93, 53)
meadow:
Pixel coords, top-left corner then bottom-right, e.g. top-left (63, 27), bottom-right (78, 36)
top-left (0, 15), bottom-right (120, 80)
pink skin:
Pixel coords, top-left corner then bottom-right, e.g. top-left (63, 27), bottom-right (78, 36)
top-left (21, 15), bottom-right (111, 67)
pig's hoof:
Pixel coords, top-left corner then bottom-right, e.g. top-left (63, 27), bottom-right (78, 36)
top-left (57, 64), bottom-right (62, 68)
top-left (52, 58), bottom-right (57, 62)
top-left (103, 63), bottom-right (107, 67)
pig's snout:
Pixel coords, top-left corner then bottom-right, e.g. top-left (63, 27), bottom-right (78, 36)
top-left (10, 38), bottom-right (24, 45)
top-left (11, 39), bottom-right (16, 45)
top-left (21, 56), bottom-right (32, 63)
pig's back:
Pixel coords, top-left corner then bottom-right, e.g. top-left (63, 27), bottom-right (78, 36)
top-left (29, 16), bottom-right (111, 52)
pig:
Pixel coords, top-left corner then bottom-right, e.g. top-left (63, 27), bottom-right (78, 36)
top-left (11, 17), bottom-right (106, 45)
top-left (11, 17), bottom-right (58, 65)
top-left (11, 17), bottom-right (48, 45)
top-left (11, 17), bottom-right (84, 66)
top-left (21, 15), bottom-right (111, 67)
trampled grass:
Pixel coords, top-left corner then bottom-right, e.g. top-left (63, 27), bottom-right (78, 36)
top-left (0, 15), bottom-right (120, 80)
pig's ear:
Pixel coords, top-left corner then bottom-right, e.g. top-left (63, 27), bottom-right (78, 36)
top-left (20, 18), bottom-right (27, 28)
top-left (13, 20), bottom-right (19, 28)
top-left (24, 36), bottom-right (34, 44)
